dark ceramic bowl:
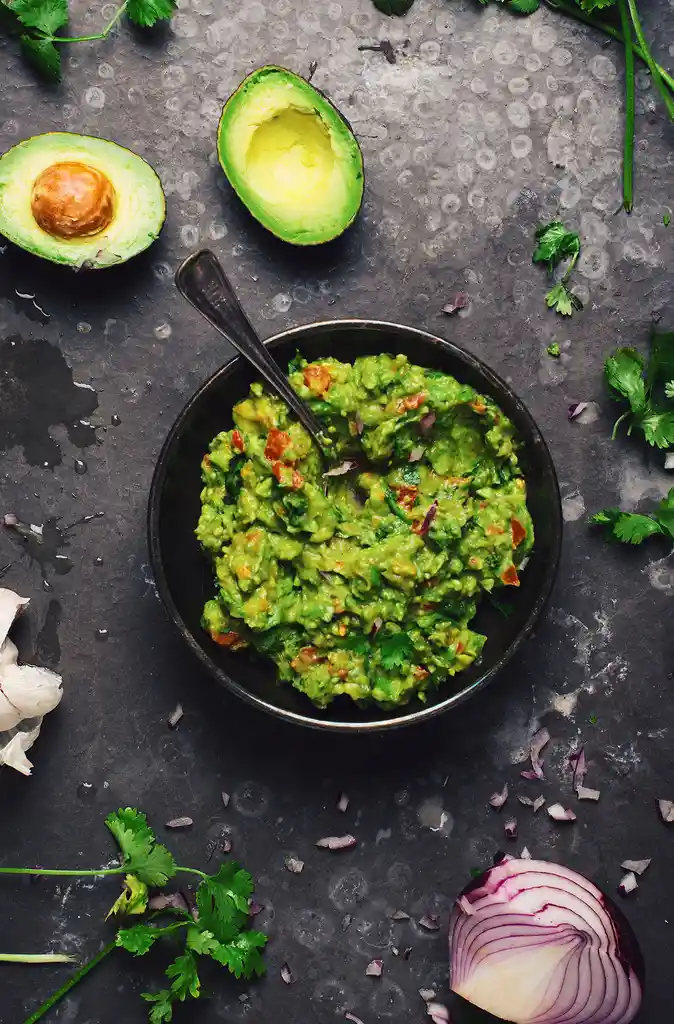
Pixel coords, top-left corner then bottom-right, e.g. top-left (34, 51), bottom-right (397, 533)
top-left (148, 320), bottom-right (562, 732)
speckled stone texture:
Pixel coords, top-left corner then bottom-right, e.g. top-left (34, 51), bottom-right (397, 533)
top-left (1, 0), bottom-right (673, 1020)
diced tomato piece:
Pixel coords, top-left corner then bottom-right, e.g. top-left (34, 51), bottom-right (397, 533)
top-left (394, 484), bottom-right (418, 511)
top-left (231, 429), bottom-right (245, 452)
top-left (486, 524), bottom-right (505, 536)
top-left (400, 391), bottom-right (427, 411)
top-left (211, 630), bottom-right (241, 647)
top-left (291, 470), bottom-right (303, 490)
top-left (413, 666), bottom-right (430, 680)
top-left (201, 454), bottom-right (211, 469)
top-left (291, 646), bottom-right (320, 671)
top-left (501, 565), bottom-right (520, 587)
top-left (511, 517), bottom-right (526, 548)
top-left (455, 641), bottom-right (465, 655)
top-left (303, 364), bottom-right (332, 395)
top-left (470, 400), bottom-right (487, 414)
top-left (264, 429), bottom-right (291, 460)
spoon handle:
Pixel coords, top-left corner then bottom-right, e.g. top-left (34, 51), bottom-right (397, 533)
top-left (175, 250), bottom-right (329, 453)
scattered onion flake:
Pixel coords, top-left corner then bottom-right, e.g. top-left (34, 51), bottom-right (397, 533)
top-left (547, 802), bottom-right (577, 822)
top-left (568, 746), bottom-right (587, 791)
top-left (408, 445), bottom-right (425, 462)
top-left (577, 786), bottom-right (601, 802)
top-left (426, 1002), bottom-right (451, 1023)
top-left (457, 895), bottom-right (474, 916)
top-left (520, 727), bottom-right (550, 780)
top-left (323, 460), bottom-right (359, 478)
top-left (337, 792), bottom-right (350, 813)
top-left (518, 794), bottom-right (546, 812)
top-left (442, 291), bottom-right (469, 315)
top-left (568, 401), bottom-right (588, 421)
top-left (149, 892), bottom-right (189, 913)
top-left (365, 959), bottom-right (383, 977)
top-left (449, 857), bottom-right (644, 1024)
top-left (618, 872), bottom-right (638, 897)
top-left (344, 1013), bottom-right (365, 1024)
top-left (489, 783), bottom-right (508, 810)
top-left (504, 817), bottom-right (518, 839)
top-left (167, 703), bottom-right (183, 728)
top-left (284, 856), bottom-right (305, 874)
top-left (419, 411), bottom-right (436, 434)
top-left (280, 962), bottom-right (294, 985)
top-left (165, 817), bottom-right (193, 829)
top-left (390, 909), bottom-right (410, 921)
top-left (657, 798), bottom-right (674, 823)
top-left (418, 913), bottom-right (441, 931)
top-left (248, 899), bottom-right (265, 916)
top-left (419, 988), bottom-right (437, 1002)
top-left (621, 859), bottom-right (651, 876)
top-left (418, 500), bottom-right (438, 536)
top-left (316, 835), bottom-right (357, 850)
top-left (520, 846), bottom-right (532, 860)
top-left (221, 791), bottom-right (230, 808)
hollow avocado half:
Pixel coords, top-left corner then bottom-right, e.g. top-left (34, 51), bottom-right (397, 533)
top-left (0, 132), bottom-right (166, 269)
top-left (217, 66), bottom-right (364, 246)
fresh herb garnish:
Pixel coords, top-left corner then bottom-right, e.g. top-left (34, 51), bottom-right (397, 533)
top-left (533, 221), bottom-right (582, 317)
top-left (1, 0), bottom-right (176, 80)
top-left (0, 809), bottom-right (266, 1023)
top-left (547, 342), bottom-right (561, 359)
top-left (665, 213), bottom-right (672, 228)
top-left (604, 331), bottom-right (674, 448)
top-left (590, 487), bottom-right (674, 545)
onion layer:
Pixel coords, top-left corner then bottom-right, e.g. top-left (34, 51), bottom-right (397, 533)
top-left (449, 858), bottom-right (643, 1024)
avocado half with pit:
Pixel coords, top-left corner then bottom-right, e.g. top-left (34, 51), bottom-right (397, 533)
top-left (217, 66), bottom-right (364, 246)
top-left (0, 132), bottom-right (166, 269)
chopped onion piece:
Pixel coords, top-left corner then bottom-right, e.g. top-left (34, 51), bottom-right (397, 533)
top-left (568, 401), bottom-right (588, 421)
top-left (284, 856), bottom-right (304, 874)
top-left (618, 872), bottom-right (638, 896)
top-left (365, 959), bottom-right (383, 977)
top-left (521, 846), bottom-right (532, 859)
top-left (547, 802), bottom-right (577, 822)
top-left (221, 791), bottom-right (230, 807)
top-left (344, 1014), bottom-right (364, 1024)
top-left (450, 857), bottom-right (643, 1024)
top-left (442, 291), bottom-right (469, 315)
top-left (489, 783), bottom-right (508, 810)
top-left (371, 617), bottom-right (383, 637)
top-left (419, 988), bottom-right (436, 1002)
top-left (165, 817), bottom-right (193, 829)
top-left (323, 460), bottom-right (358, 478)
top-left (167, 703), bottom-right (183, 728)
top-left (390, 909), bottom-right (410, 921)
top-left (280, 962), bottom-right (294, 984)
top-left (569, 746), bottom-right (587, 792)
top-left (457, 895), bottom-right (474, 916)
top-left (533, 795), bottom-right (546, 813)
top-left (504, 817), bottom-right (518, 839)
top-left (419, 913), bottom-right (440, 931)
top-left (418, 500), bottom-right (438, 536)
top-left (337, 792), bottom-right (350, 813)
top-left (621, 859), bottom-right (650, 876)
top-left (521, 727), bottom-right (550, 780)
top-left (248, 899), bottom-right (264, 916)
top-left (316, 835), bottom-right (357, 850)
top-left (426, 1002), bottom-right (450, 1023)
top-left (408, 446), bottom-right (425, 462)
top-left (419, 411), bottom-right (436, 434)
top-left (149, 893), bottom-right (189, 913)
top-left (657, 798), bottom-right (674, 823)
top-left (577, 786), bottom-right (601, 801)
top-left (517, 794), bottom-right (545, 812)
top-left (0, 589), bottom-right (29, 647)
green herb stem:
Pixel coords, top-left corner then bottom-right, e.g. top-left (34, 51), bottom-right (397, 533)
top-left (0, 954), bottom-right (76, 964)
top-left (562, 250), bottom-right (578, 285)
top-left (0, 865), bottom-right (207, 880)
top-left (23, 942), bottom-right (116, 1024)
top-left (542, 0), bottom-right (674, 96)
top-left (50, 0), bottom-right (128, 44)
top-left (618, 0), bottom-right (635, 213)
top-left (625, 0), bottom-right (674, 119)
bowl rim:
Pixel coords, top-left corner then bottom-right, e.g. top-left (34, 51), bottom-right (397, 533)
top-left (147, 318), bottom-right (562, 732)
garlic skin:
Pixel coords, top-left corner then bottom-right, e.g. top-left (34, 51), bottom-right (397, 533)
top-left (0, 588), bottom-right (63, 776)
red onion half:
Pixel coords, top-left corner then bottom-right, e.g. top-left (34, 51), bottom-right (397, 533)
top-left (449, 858), bottom-right (643, 1024)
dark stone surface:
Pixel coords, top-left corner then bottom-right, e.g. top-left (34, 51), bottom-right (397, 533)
top-left (1, 0), bottom-right (673, 1021)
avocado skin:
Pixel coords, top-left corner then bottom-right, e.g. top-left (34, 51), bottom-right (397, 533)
top-left (217, 65), bottom-right (364, 247)
top-left (0, 132), bottom-right (166, 270)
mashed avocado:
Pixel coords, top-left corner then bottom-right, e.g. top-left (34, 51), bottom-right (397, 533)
top-left (196, 353), bottom-right (534, 709)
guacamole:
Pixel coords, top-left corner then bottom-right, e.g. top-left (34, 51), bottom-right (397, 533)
top-left (196, 353), bottom-right (534, 709)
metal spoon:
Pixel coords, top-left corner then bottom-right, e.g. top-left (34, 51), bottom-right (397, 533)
top-left (175, 249), bottom-right (330, 457)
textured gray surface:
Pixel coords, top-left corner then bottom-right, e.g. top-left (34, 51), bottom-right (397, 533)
top-left (1, 0), bottom-right (673, 1020)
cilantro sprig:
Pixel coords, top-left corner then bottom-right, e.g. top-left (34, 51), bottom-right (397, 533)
top-left (604, 331), bottom-right (674, 449)
top-left (590, 488), bottom-right (674, 545)
top-left (0, 808), bottom-right (267, 1023)
top-left (0, 0), bottom-right (176, 80)
top-left (533, 221), bottom-right (583, 317)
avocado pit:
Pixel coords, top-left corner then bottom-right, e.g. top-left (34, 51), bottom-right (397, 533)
top-left (30, 161), bottom-right (115, 239)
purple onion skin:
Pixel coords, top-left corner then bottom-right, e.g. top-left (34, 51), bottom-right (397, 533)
top-left (450, 859), bottom-right (644, 1024)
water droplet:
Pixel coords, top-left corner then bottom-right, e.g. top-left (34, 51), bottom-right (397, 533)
top-left (110, 414), bottom-right (121, 426)
top-left (74, 458), bottom-right (88, 475)
top-left (77, 781), bottom-right (97, 801)
top-left (95, 628), bottom-right (109, 642)
top-left (93, 556), bottom-right (104, 566)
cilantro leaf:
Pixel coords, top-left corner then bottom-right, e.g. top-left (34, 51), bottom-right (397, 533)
top-left (105, 808), bottom-right (177, 887)
top-left (378, 631), bottom-right (415, 671)
top-left (654, 488), bottom-right (674, 539)
top-left (12, 0), bottom-right (67, 34)
top-left (126, 0), bottom-right (177, 27)
top-left (19, 34), bottom-right (60, 78)
top-left (141, 990), bottom-right (174, 1024)
top-left (604, 348), bottom-right (646, 413)
top-left (590, 508), bottom-right (663, 544)
top-left (185, 927), bottom-right (220, 955)
top-left (533, 221), bottom-right (581, 271)
top-left (640, 411), bottom-right (674, 449)
top-left (545, 283), bottom-right (578, 317)
top-left (665, 381), bottom-right (674, 399)
top-left (166, 952), bottom-right (200, 1001)
top-left (209, 930), bottom-right (268, 979)
top-left (372, 0), bottom-right (415, 13)
top-left (107, 873), bottom-right (149, 919)
top-left (578, 0), bottom-right (616, 9)
top-left (508, 0), bottom-right (539, 12)
top-left (195, 863), bottom-right (253, 944)
top-left (116, 923), bottom-right (165, 956)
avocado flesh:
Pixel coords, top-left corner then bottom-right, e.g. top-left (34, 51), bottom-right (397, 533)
top-left (0, 133), bottom-right (166, 269)
top-left (217, 66), bottom-right (364, 246)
